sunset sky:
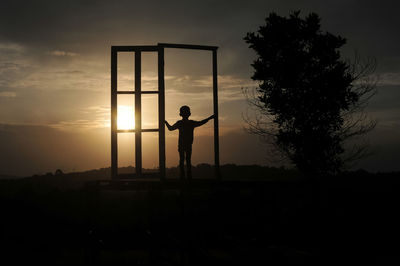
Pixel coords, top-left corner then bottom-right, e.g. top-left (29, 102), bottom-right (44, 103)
top-left (1, 0), bottom-right (399, 176)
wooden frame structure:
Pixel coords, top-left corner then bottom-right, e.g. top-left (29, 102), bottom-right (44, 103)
top-left (111, 43), bottom-right (220, 180)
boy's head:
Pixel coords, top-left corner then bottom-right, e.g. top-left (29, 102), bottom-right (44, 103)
top-left (179, 105), bottom-right (191, 118)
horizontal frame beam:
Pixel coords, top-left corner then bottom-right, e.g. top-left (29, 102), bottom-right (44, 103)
top-left (113, 44), bottom-right (218, 52)
top-left (117, 91), bottom-right (159, 94)
top-left (158, 43), bottom-right (218, 51)
top-left (117, 128), bottom-right (159, 133)
top-left (112, 46), bottom-right (159, 52)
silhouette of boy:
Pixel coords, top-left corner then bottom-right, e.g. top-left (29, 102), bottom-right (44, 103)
top-left (165, 106), bottom-right (214, 179)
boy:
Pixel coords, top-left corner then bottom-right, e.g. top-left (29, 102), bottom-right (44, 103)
top-left (165, 105), bottom-right (214, 179)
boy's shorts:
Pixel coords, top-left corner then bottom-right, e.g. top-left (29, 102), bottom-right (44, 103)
top-left (178, 145), bottom-right (192, 153)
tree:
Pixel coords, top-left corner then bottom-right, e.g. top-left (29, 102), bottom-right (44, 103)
top-left (243, 11), bottom-right (376, 176)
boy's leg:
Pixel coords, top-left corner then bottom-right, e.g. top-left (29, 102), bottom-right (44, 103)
top-left (179, 149), bottom-right (185, 179)
top-left (186, 148), bottom-right (192, 179)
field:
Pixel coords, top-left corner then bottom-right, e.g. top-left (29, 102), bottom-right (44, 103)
top-left (1, 165), bottom-right (399, 265)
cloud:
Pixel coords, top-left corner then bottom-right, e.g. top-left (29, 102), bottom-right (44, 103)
top-left (0, 42), bottom-right (24, 53)
top-left (0, 91), bottom-right (16, 98)
top-left (166, 74), bottom-right (254, 93)
top-left (186, 75), bottom-right (256, 90)
top-left (378, 72), bottom-right (400, 86)
top-left (49, 119), bottom-right (108, 131)
top-left (0, 42), bottom-right (31, 88)
top-left (48, 50), bottom-right (78, 57)
top-left (49, 105), bottom-right (110, 131)
top-left (6, 61), bottom-right (108, 93)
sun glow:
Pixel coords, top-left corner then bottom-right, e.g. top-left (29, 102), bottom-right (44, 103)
top-left (117, 105), bottom-right (135, 130)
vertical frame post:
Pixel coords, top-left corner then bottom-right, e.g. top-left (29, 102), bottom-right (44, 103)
top-left (158, 47), bottom-right (166, 180)
top-left (212, 49), bottom-right (221, 179)
top-left (111, 47), bottom-right (118, 179)
top-left (135, 51), bottom-right (142, 176)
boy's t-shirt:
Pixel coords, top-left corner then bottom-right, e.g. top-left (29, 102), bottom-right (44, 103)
top-left (173, 119), bottom-right (200, 150)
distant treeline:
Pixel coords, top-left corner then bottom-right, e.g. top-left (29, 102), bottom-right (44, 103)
top-left (0, 164), bottom-right (399, 193)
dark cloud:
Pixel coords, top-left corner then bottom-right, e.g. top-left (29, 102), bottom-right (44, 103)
top-left (2, 0), bottom-right (400, 75)
top-left (368, 85), bottom-right (400, 111)
top-left (354, 124), bottom-right (400, 172)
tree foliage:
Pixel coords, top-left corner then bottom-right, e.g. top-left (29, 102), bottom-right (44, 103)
top-left (244, 11), bottom-right (376, 175)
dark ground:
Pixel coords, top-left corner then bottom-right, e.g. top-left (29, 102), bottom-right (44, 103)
top-left (0, 165), bottom-right (400, 265)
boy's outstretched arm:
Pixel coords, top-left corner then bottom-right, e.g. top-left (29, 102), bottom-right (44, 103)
top-left (194, 114), bottom-right (215, 128)
top-left (165, 120), bottom-right (179, 131)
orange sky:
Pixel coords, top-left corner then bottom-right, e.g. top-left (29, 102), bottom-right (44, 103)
top-left (1, 1), bottom-right (400, 176)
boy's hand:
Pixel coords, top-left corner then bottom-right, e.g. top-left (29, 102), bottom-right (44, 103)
top-left (165, 120), bottom-right (176, 131)
top-left (208, 114), bottom-right (215, 120)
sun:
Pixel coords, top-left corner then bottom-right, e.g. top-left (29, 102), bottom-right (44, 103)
top-left (117, 105), bottom-right (135, 130)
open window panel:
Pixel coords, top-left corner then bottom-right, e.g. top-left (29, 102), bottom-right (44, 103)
top-left (111, 44), bottom-right (219, 180)
top-left (164, 48), bottom-right (215, 179)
